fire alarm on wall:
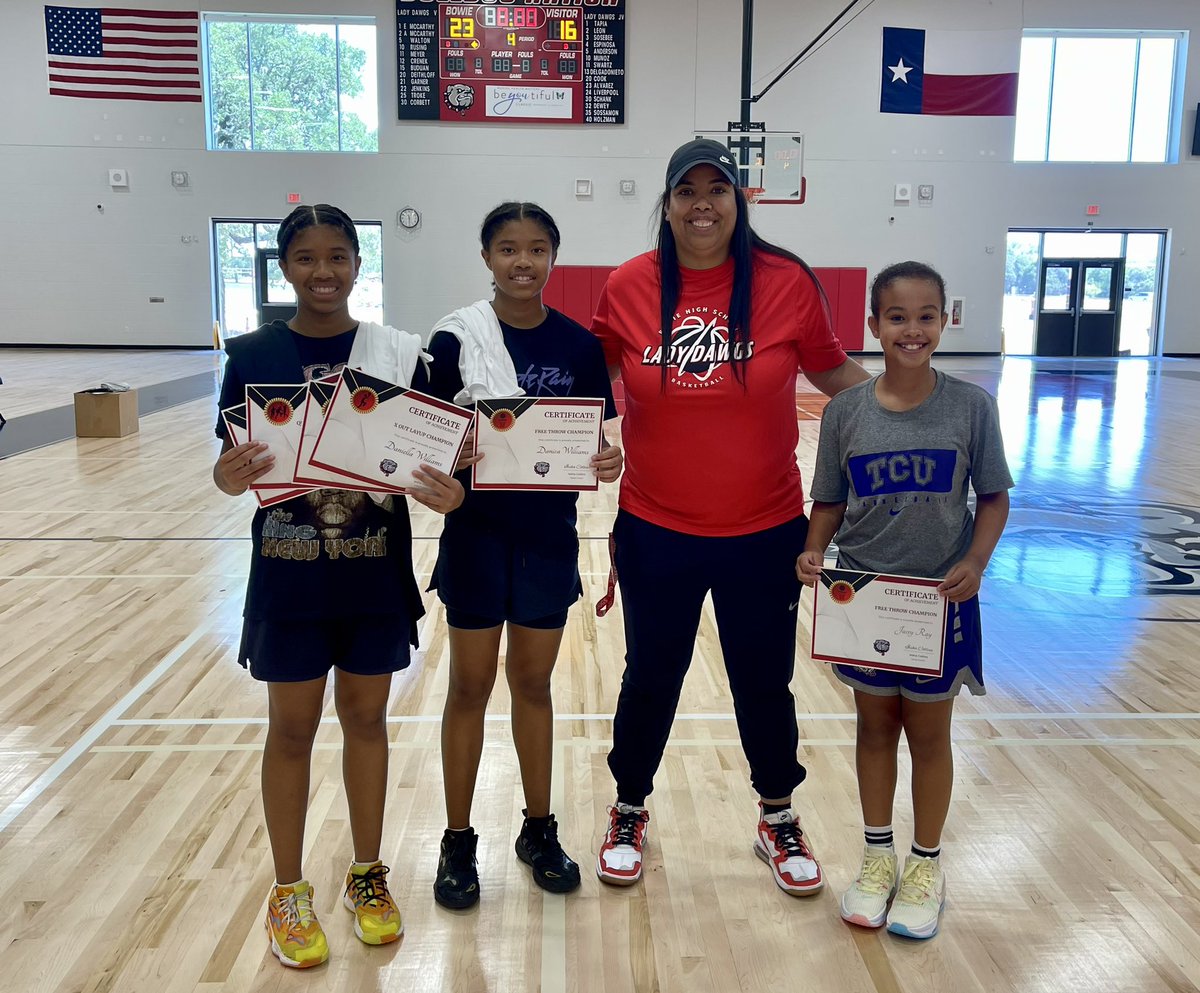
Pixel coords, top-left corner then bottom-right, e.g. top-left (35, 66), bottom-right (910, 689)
top-left (108, 168), bottom-right (128, 188)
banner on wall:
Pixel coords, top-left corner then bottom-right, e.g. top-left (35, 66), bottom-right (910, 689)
top-left (396, 0), bottom-right (626, 124)
top-left (880, 26), bottom-right (1018, 117)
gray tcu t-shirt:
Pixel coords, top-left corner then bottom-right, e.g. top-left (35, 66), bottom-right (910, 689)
top-left (809, 371), bottom-right (1014, 578)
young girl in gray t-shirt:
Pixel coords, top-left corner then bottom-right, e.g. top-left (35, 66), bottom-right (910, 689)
top-left (797, 261), bottom-right (1013, 941)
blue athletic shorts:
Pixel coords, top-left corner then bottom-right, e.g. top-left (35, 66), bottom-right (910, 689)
top-left (832, 595), bottom-right (985, 701)
top-left (238, 615), bottom-right (413, 683)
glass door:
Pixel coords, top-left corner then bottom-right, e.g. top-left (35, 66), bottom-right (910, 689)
top-left (1035, 257), bottom-right (1125, 357)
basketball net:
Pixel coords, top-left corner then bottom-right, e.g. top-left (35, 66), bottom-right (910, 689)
top-left (741, 186), bottom-right (766, 204)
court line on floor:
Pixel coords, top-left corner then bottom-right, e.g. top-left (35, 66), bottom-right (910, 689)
top-left (0, 611), bottom-right (223, 834)
top-left (109, 711), bottom-right (1200, 727)
top-left (88, 737), bottom-right (1200, 753)
top-left (543, 739), bottom-right (567, 993)
top-left (0, 574), bottom-right (248, 580)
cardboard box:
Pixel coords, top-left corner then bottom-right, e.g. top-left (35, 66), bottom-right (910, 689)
top-left (74, 389), bottom-right (139, 438)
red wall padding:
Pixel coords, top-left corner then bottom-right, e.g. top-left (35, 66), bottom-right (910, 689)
top-left (545, 264), bottom-right (867, 351)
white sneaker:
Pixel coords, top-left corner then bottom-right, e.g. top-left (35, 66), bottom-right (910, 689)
top-left (886, 854), bottom-right (945, 939)
top-left (753, 804), bottom-right (823, 895)
top-left (840, 845), bottom-right (898, 928)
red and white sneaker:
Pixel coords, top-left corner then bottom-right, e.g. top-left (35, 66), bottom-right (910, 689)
top-left (753, 804), bottom-right (824, 895)
top-left (596, 803), bottom-right (650, 886)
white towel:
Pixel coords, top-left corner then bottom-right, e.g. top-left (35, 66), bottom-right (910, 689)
top-left (427, 300), bottom-right (523, 405)
top-left (348, 320), bottom-right (428, 386)
top-left (346, 321), bottom-right (430, 507)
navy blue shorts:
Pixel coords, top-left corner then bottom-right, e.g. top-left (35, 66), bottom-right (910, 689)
top-left (833, 595), bottom-right (985, 701)
top-left (444, 606), bottom-right (569, 630)
top-left (238, 615), bottom-right (413, 683)
top-left (429, 519), bottom-right (581, 629)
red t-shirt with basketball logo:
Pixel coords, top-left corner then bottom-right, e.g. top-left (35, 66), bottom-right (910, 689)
top-left (591, 249), bottom-right (848, 537)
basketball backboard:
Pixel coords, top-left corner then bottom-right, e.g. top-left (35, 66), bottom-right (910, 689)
top-left (693, 127), bottom-right (806, 204)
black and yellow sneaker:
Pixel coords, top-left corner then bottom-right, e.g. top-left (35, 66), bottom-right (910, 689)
top-left (434, 827), bottom-right (480, 910)
top-left (515, 810), bottom-right (581, 894)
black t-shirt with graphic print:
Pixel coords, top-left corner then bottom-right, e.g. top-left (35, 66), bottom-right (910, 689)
top-left (413, 307), bottom-right (617, 538)
top-left (216, 324), bottom-right (422, 629)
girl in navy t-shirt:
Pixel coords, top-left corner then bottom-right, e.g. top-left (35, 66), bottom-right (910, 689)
top-left (414, 202), bottom-right (621, 909)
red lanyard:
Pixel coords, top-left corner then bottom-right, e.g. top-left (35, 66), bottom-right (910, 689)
top-left (595, 531), bottom-right (618, 617)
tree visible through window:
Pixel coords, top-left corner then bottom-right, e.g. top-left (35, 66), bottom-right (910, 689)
top-left (205, 16), bottom-right (378, 153)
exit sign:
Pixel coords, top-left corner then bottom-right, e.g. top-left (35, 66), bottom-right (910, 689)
top-left (286, 192), bottom-right (301, 204)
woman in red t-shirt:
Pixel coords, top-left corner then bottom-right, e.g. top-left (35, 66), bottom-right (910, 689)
top-left (591, 139), bottom-right (869, 895)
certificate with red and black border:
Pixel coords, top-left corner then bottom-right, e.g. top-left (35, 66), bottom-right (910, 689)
top-left (308, 368), bottom-right (473, 491)
top-left (472, 397), bottom-right (605, 492)
top-left (293, 376), bottom-right (403, 493)
top-left (221, 402), bottom-right (315, 508)
top-left (811, 568), bottom-right (947, 675)
top-left (245, 384), bottom-right (311, 490)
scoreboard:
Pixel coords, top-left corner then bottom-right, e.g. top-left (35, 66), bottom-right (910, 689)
top-left (396, 1), bottom-right (626, 124)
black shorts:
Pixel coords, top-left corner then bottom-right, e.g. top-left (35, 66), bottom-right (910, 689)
top-left (238, 615), bottom-right (414, 683)
top-left (429, 519), bottom-right (581, 629)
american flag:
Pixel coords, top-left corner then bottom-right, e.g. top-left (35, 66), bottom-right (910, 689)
top-left (44, 6), bottom-right (200, 103)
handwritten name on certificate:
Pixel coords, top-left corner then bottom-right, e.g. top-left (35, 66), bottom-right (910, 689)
top-left (810, 569), bottom-right (947, 675)
top-left (308, 368), bottom-right (472, 490)
top-left (472, 398), bottom-right (604, 492)
top-left (293, 377), bottom-right (400, 493)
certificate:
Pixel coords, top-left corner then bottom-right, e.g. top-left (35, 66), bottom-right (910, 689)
top-left (472, 398), bottom-right (604, 491)
top-left (292, 376), bottom-right (402, 493)
top-left (308, 368), bottom-right (473, 490)
top-left (810, 569), bottom-right (947, 675)
top-left (245, 384), bottom-right (310, 490)
top-left (221, 403), bottom-right (314, 508)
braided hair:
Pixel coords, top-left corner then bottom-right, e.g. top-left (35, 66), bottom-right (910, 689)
top-left (277, 203), bottom-right (360, 259)
top-left (480, 201), bottom-right (561, 253)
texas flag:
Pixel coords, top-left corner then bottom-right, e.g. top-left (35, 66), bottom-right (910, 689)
top-left (880, 26), bottom-right (1019, 116)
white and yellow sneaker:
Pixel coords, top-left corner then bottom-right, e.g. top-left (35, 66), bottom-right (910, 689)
top-left (265, 880), bottom-right (329, 968)
top-left (886, 854), bottom-right (945, 939)
top-left (840, 845), bottom-right (898, 928)
top-left (343, 861), bottom-right (403, 945)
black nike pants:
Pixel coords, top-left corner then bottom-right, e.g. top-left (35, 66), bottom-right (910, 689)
top-left (607, 509), bottom-right (810, 805)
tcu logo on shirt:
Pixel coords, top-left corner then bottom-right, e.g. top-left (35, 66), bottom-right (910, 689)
top-left (640, 309), bottom-right (755, 389)
top-left (849, 449), bottom-right (957, 497)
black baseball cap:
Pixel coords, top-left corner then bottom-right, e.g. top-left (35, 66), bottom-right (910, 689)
top-left (666, 139), bottom-right (739, 188)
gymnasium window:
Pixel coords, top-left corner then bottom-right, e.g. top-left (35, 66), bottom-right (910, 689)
top-left (1013, 31), bottom-right (1186, 163)
top-left (203, 14), bottom-right (378, 153)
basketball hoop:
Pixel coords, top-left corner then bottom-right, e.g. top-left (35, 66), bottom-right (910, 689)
top-left (695, 127), bottom-right (807, 205)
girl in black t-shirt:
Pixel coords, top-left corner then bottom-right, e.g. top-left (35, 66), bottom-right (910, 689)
top-left (212, 204), bottom-right (467, 969)
top-left (415, 203), bottom-right (622, 909)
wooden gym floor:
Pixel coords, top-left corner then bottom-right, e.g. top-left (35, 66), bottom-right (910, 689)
top-left (1, 353), bottom-right (1199, 992)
